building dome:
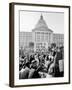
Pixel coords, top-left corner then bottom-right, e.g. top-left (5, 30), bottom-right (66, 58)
top-left (33, 14), bottom-right (53, 32)
top-left (35, 14), bottom-right (48, 29)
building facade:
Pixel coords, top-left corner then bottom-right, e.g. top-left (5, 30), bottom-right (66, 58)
top-left (53, 34), bottom-right (64, 47)
top-left (19, 14), bottom-right (64, 52)
top-left (19, 32), bottom-right (32, 49)
top-left (32, 14), bottom-right (53, 51)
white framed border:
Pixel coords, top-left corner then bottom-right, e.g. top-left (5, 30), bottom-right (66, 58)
top-left (13, 3), bottom-right (70, 86)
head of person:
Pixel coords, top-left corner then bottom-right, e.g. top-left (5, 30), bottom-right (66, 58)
top-left (57, 47), bottom-right (60, 52)
top-left (31, 60), bottom-right (38, 69)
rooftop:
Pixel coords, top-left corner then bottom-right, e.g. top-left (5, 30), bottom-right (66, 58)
top-left (32, 14), bottom-right (53, 32)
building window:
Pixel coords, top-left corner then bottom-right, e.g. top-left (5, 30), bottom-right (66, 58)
top-left (45, 33), bottom-right (48, 41)
top-left (41, 32), bottom-right (44, 41)
top-left (36, 32), bottom-right (40, 42)
top-left (49, 33), bottom-right (51, 43)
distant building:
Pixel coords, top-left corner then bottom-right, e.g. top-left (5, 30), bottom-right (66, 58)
top-left (53, 34), bottom-right (64, 47)
top-left (19, 32), bottom-right (32, 48)
top-left (19, 14), bottom-right (64, 52)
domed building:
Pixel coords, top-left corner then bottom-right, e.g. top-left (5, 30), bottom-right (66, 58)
top-left (32, 14), bottom-right (53, 51)
top-left (19, 14), bottom-right (64, 52)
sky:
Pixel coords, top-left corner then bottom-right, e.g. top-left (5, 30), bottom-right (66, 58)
top-left (20, 11), bottom-right (64, 34)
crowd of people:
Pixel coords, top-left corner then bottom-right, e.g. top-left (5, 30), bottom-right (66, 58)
top-left (19, 46), bottom-right (64, 79)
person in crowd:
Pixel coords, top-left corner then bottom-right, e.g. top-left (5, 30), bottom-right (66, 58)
top-left (53, 47), bottom-right (63, 77)
top-left (29, 54), bottom-right (34, 64)
top-left (19, 62), bottom-right (30, 79)
top-left (28, 60), bottom-right (41, 78)
top-left (59, 47), bottom-right (64, 77)
top-left (43, 55), bottom-right (49, 71)
top-left (19, 60), bottom-right (23, 71)
top-left (34, 54), bottom-right (39, 66)
top-left (39, 55), bottom-right (44, 65)
top-left (47, 51), bottom-right (55, 75)
top-left (47, 52), bottom-right (54, 72)
top-left (48, 62), bottom-right (55, 75)
top-left (47, 47), bottom-right (57, 76)
top-left (19, 57), bottom-right (24, 71)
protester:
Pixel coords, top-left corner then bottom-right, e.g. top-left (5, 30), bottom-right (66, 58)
top-left (19, 62), bottom-right (30, 79)
top-left (28, 60), bottom-right (41, 78)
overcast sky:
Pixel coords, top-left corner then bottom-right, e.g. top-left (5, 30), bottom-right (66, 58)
top-left (20, 11), bottom-right (64, 34)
